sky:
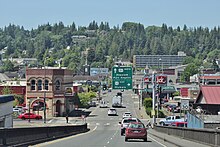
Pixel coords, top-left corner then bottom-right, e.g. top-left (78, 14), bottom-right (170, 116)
top-left (0, 0), bottom-right (220, 30)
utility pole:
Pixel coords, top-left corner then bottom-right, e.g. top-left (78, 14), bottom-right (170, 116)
top-left (152, 72), bottom-right (156, 125)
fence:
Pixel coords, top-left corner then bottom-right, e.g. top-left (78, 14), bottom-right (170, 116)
top-left (154, 125), bottom-right (220, 146)
top-left (0, 123), bottom-right (88, 146)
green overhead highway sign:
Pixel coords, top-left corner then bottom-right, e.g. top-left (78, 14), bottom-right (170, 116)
top-left (112, 66), bottom-right (132, 89)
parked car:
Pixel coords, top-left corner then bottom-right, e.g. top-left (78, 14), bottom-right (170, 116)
top-left (122, 112), bottom-right (132, 118)
top-left (18, 113), bottom-right (42, 120)
top-left (125, 122), bottom-right (147, 142)
top-left (88, 101), bottom-right (97, 107)
top-left (159, 116), bottom-right (184, 126)
top-left (68, 109), bottom-right (91, 117)
top-left (119, 117), bottom-right (141, 135)
top-left (170, 121), bottom-right (187, 127)
top-left (167, 104), bottom-right (176, 111)
top-left (13, 108), bottom-right (23, 114)
top-left (172, 106), bottom-right (181, 113)
top-left (108, 108), bottom-right (117, 116)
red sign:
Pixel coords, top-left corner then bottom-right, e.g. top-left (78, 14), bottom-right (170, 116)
top-left (156, 75), bottom-right (167, 84)
top-left (144, 76), bottom-right (151, 83)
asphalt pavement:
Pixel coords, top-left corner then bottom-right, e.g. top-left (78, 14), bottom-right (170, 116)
top-left (13, 90), bottom-right (210, 147)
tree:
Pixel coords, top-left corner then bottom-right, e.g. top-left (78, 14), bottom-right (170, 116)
top-left (3, 59), bottom-right (14, 72)
top-left (87, 48), bottom-right (96, 64)
top-left (1, 86), bottom-right (13, 95)
top-left (182, 63), bottom-right (198, 82)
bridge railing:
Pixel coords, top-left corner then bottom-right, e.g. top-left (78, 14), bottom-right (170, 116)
top-left (0, 123), bottom-right (88, 146)
top-left (154, 125), bottom-right (220, 146)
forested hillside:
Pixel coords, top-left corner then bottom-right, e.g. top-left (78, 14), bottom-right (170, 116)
top-left (0, 21), bottom-right (220, 73)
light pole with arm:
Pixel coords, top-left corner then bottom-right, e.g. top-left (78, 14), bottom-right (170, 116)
top-left (28, 99), bottom-right (31, 123)
top-left (43, 58), bottom-right (47, 123)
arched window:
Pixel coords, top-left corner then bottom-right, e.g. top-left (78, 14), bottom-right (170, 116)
top-left (37, 80), bottom-right (42, 90)
top-left (31, 80), bottom-right (36, 90)
top-left (55, 80), bottom-right (61, 91)
top-left (45, 80), bottom-right (49, 90)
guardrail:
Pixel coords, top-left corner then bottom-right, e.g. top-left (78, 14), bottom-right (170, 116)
top-left (154, 125), bottom-right (220, 146)
top-left (0, 123), bottom-right (88, 146)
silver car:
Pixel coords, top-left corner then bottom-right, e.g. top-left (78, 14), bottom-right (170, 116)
top-left (108, 108), bottom-right (117, 116)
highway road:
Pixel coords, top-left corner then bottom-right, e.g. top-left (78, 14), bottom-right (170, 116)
top-left (33, 90), bottom-right (176, 147)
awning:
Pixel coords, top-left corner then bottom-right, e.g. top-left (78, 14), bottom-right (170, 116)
top-left (161, 86), bottom-right (176, 93)
top-left (144, 86), bottom-right (176, 94)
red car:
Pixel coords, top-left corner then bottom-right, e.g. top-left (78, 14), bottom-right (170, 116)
top-left (171, 121), bottom-right (187, 127)
top-left (18, 113), bottom-right (42, 120)
top-left (125, 122), bottom-right (147, 142)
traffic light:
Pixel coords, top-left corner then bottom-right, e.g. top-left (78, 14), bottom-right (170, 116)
top-left (103, 84), bottom-right (107, 91)
top-left (156, 84), bottom-right (160, 94)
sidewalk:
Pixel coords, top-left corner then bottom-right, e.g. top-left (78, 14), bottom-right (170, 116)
top-left (13, 117), bottom-right (85, 128)
top-left (132, 93), bottom-right (150, 120)
top-left (148, 129), bottom-right (210, 147)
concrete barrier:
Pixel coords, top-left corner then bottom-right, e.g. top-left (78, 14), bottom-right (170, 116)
top-left (154, 125), bottom-right (220, 146)
top-left (0, 123), bottom-right (88, 146)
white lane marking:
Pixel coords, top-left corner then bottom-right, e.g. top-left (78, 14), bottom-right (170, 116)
top-left (107, 141), bottom-right (109, 144)
top-left (48, 120), bottom-right (53, 123)
top-left (36, 126), bottom-right (98, 146)
top-left (96, 123), bottom-right (100, 125)
top-left (148, 135), bottom-right (167, 147)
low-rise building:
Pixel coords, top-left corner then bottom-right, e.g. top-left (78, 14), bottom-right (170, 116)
top-left (0, 95), bottom-right (14, 128)
top-left (26, 67), bottom-right (76, 117)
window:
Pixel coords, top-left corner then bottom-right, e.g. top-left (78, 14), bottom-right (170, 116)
top-left (31, 80), bottom-right (36, 90)
top-left (55, 80), bottom-right (61, 91)
top-left (44, 80), bottom-right (49, 90)
top-left (37, 80), bottom-right (42, 90)
top-left (176, 116), bottom-right (180, 119)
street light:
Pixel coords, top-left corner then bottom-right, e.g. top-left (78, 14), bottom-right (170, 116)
top-left (98, 66), bottom-right (101, 103)
top-left (37, 97), bottom-right (40, 115)
top-left (28, 99), bottom-right (31, 123)
top-left (43, 58), bottom-right (48, 124)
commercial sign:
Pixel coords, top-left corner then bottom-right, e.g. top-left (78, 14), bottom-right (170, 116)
top-left (112, 66), bottom-right (132, 89)
top-left (144, 76), bottom-right (152, 83)
top-left (156, 75), bottom-right (167, 84)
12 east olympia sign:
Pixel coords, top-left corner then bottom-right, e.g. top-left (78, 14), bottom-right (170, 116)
top-left (112, 66), bottom-right (132, 89)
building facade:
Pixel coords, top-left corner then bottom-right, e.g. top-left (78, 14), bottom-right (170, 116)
top-left (26, 67), bottom-right (75, 117)
top-left (133, 51), bottom-right (186, 68)
top-left (0, 95), bottom-right (14, 128)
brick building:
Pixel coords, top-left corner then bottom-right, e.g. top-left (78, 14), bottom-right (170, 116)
top-left (26, 67), bottom-right (75, 117)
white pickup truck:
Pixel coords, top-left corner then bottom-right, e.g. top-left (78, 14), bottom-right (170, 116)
top-left (159, 116), bottom-right (185, 126)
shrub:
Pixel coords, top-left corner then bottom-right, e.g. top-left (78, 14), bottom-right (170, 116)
top-left (143, 98), bottom-right (152, 108)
